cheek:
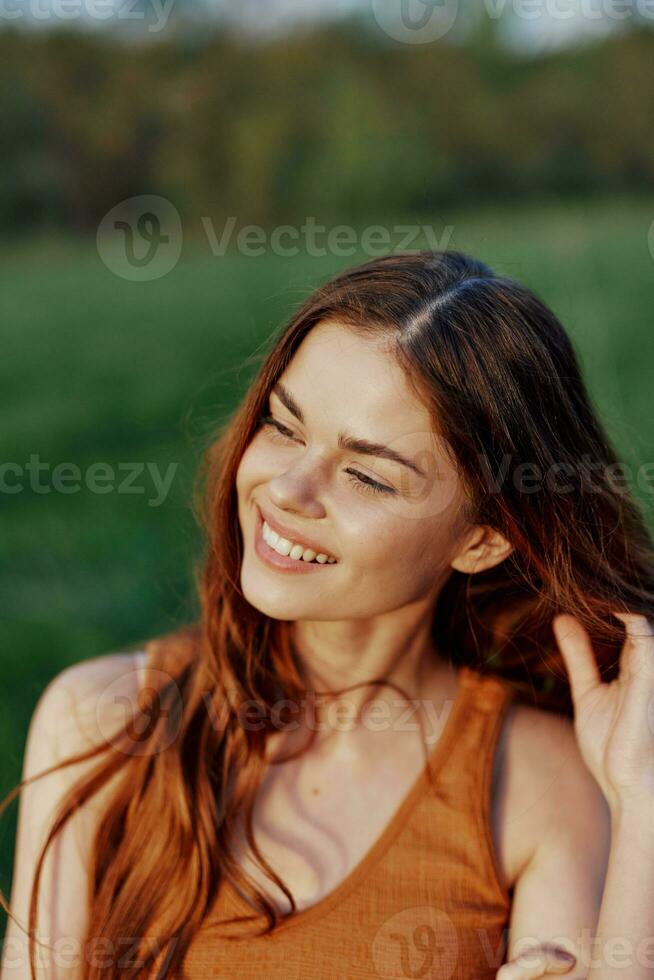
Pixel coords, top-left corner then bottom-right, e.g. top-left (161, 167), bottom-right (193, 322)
top-left (344, 509), bottom-right (416, 564)
top-left (352, 506), bottom-right (460, 578)
top-left (235, 446), bottom-right (253, 495)
top-left (235, 437), bottom-right (271, 497)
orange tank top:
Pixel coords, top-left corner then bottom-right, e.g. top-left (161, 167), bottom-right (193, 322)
top-left (145, 663), bottom-right (516, 979)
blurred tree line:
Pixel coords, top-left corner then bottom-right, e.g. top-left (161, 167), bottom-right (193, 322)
top-left (1, 20), bottom-right (654, 235)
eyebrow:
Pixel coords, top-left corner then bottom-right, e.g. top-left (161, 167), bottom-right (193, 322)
top-left (271, 382), bottom-right (426, 479)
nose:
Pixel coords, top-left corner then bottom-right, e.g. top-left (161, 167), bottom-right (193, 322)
top-left (267, 454), bottom-right (328, 520)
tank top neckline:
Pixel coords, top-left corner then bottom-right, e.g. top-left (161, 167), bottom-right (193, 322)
top-left (224, 662), bottom-right (487, 936)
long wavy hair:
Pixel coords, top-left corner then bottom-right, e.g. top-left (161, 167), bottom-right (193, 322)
top-left (3, 250), bottom-right (654, 979)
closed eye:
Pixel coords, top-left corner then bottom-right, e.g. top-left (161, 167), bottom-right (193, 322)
top-left (258, 415), bottom-right (396, 497)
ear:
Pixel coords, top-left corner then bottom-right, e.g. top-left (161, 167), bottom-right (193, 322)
top-left (450, 524), bottom-right (513, 575)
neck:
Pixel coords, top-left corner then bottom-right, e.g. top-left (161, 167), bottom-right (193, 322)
top-left (280, 604), bottom-right (454, 755)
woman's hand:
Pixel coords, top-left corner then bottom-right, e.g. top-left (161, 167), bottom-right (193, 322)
top-left (496, 943), bottom-right (578, 980)
top-left (552, 611), bottom-right (654, 814)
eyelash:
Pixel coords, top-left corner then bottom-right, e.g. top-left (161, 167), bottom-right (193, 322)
top-left (258, 415), bottom-right (396, 497)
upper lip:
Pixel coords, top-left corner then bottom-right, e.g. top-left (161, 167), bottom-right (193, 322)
top-left (257, 503), bottom-right (338, 559)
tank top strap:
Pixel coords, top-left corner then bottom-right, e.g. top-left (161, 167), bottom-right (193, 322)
top-left (419, 665), bottom-right (516, 908)
top-left (462, 664), bottom-right (515, 723)
top-left (433, 664), bottom-right (515, 793)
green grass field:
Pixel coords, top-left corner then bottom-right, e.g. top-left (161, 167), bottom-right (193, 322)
top-left (1, 195), bottom-right (654, 924)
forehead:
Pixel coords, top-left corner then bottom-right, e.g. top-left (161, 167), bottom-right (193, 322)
top-left (279, 320), bottom-right (433, 432)
top-left (274, 319), bottom-right (467, 517)
top-left (272, 320), bottom-right (449, 483)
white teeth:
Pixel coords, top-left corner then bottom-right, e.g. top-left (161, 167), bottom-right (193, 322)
top-left (262, 520), bottom-right (337, 564)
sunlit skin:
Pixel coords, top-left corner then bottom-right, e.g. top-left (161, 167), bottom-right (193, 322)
top-left (234, 320), bottom-right (654, 974)
top-left (235, 319), bottom-right (514, 754)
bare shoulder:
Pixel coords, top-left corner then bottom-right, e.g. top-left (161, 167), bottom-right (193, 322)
top-left (28, 650), bottom-right (148, 767)
top-left (494, 696), bottom-right (611, 889)
top-left (36, 648), bottom-right (148, 722)
top-left (0, 650), bottom-right (148, 980)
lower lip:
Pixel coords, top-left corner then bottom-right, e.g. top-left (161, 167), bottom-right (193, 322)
top-left (254, 507), bottom-right (338, 574)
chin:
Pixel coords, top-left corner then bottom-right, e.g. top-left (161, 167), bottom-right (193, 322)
top-left (238, 563), bottom-right (312, 620)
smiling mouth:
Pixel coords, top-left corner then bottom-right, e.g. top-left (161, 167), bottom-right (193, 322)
top-left (254, 506), bottom-right (339, 572)
top-left (262, 517), bottom-right (337, 563)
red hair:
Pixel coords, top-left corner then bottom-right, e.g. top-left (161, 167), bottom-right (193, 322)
top-left (3, 250), bottom-right (653, 977)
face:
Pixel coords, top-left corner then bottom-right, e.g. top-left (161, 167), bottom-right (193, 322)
top-left (236, 320), bottom-right (476, 622)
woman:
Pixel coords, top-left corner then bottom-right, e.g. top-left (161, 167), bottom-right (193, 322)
top-left (2, 250), bottom-right (653, 980)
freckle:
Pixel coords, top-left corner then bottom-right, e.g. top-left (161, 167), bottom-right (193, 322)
top-left (312, 787), bottom-right (320, 795)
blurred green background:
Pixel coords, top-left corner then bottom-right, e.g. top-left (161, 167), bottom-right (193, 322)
top-left (2, 0), bottom-right (654, 936)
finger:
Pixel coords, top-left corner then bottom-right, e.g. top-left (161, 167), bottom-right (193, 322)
top-left (552, 613), bottom-right (601, 704)
top-left (613, 612), bottom-right (654, 686)
top-left (497, 944), bottom-right (577, 980)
